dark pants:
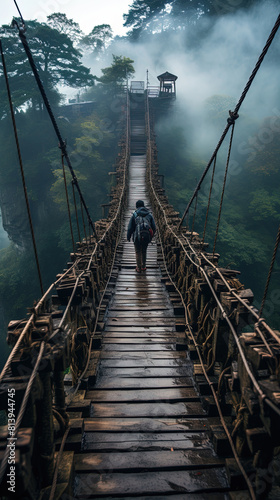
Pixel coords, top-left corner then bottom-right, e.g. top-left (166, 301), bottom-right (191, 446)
top-left (134, 240), bottom-right (148, 270)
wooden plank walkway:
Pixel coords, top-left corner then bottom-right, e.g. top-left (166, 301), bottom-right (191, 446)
top-left (73, 99), bottom-right (230, 498)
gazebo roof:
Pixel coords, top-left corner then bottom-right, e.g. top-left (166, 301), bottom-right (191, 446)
top-left (157, 71), bottom-right (178, 81)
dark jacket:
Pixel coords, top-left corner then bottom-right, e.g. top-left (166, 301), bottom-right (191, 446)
top-left (127, 206), bottom-right (156, 242)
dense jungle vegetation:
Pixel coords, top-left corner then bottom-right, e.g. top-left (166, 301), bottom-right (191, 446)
top-left (0, 0), bottom-right (279, 367)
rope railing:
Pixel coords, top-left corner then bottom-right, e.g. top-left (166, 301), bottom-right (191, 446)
top-left (145, 91), bottom-right (280, 499)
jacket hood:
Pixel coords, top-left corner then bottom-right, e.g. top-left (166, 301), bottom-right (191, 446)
top-left (135, 207), bottom-right (150, 216)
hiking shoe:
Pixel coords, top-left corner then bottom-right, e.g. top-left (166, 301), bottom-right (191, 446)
top-left (136, 267), bottom-right (141, 273)
top-left (141, 267), bottom-right (147, 271)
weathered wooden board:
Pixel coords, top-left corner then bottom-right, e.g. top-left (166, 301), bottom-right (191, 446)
top-left (93, 376), bottom-right (193, 390)
top-left (90, 402), bottom-right (205, 418)
top-left (99, 351), bottom-right (185, 359)
top-left (77, 494), bottom-right (227, 500)
top-left (104, 326), bottom-right (175, 333)
top-left (102, 332), bottom-right (176, 339)
top-left (98, 358), bottom-right (188, 368)
top-left (84, 417), bottom-right (209, 433)
top-left (107, 310), bottom-right (174, 318)
top-left (97, 367), bottom-right (192, 377)
top-left (102, 338), bottom-right (174, 344)
top-left (75, 449), bottom-right (224, 472)
top-left (102, 344), bottom-right (176, 352)
top-left (83, 431), bottom-right (208, 445)
top-left (87, 388), bottom-right (199, 403)
top-left (106, 319), bottom-right (175, 327)
top-left (74, 469), bottom-right (229, 498)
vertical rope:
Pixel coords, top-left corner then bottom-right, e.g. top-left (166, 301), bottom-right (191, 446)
top-left (80, 200), bottom-right (88, 246)
top-left (72, 181), bottom-right (81, 242)
top-left (213, 124), bottom-right (235, 255)
top-left (259, 224), bottom-right (280, 317)
top-left (61, 153), bottom-right (75, 253)
top-left (0, 39), bottom-right (44, 295)
top-left (202, 154), bottom-right (217, 243)
top-left (190, 192), bottom-right (198, 240)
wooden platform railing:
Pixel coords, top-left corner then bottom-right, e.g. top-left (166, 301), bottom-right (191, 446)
top-left (145, 93), bottom-right (280, 499)
top-left (0, 92), bottom-right (130, 499)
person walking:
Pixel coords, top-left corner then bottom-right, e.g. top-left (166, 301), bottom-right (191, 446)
top-left (127, 200), bottom-right (156, 272)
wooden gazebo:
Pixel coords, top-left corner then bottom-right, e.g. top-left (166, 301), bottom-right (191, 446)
top-left (157, 71), bottom-right (178, 98)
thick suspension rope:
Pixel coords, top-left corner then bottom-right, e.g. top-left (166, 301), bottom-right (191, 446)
top-left (12, 18), bottom-right (97, 240)
top-left (178, 12), bottom-right (280, 229)
top-left (0, 38), bottom-right (44, 295)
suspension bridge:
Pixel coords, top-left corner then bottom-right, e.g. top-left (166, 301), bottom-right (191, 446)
top-left (0, 10), bottom-right (280, 500)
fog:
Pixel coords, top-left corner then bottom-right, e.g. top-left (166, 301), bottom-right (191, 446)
top-left (95, 1), bottom-right (280, 163)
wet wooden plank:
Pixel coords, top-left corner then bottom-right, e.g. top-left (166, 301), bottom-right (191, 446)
top-left (107, 310), bottom-right (174, 317)
top-left (104, 326), bottom-right (175, 333)
top-left (102, 338), bottom-right (174, 344)
top-left (84, 417), bottom-right (209, 433)
top-left (74, 468), bottom-right (229, 498)
top-left (75, 449), bottom-right (224, 473)
top-left (106, 319), bottom-right (175, 327)
top-left (97, 367), bottom-right (192, 377)
top-left (83, 431), bottom-right (208, 446)
top-left (90, 402), bottom-right (205, 418)
top-left (93, 377), bottom-right (193, 389)
top-left (102, 344), bottom-right (176, 352)
top-left (102, 332), bottom-right (176, 338)
top-left (100, 351), bottom-right (185, 359)
top-left (98, 359), bottom-right (188, 368)
top-left (109, 304), bottom-right (172, 310)
top-left (87, 388), bottom-right (199, 403)
top-left (80, 494), bottom-right (228, 500)
top-left (108, 291), bottom-right (167, 297)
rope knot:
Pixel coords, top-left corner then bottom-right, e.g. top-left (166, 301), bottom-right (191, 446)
top-left (227, 110), bottom-right (239, 125)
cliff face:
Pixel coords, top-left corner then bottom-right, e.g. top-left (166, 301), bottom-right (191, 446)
top-left (0, 183), bottom-right (31, 250)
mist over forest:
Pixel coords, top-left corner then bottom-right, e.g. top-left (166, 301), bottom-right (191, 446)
top-left (0, 0), bottom-right (279, 367)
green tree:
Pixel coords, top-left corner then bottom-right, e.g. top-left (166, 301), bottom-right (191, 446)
top-left (123, 0), bottom-right (169, 38)
top-left (47, 12), bottom-right (84, 45)
top-left (0, 20), bottom-right (94, 115)
top-left (80, 24), bottom-right (113, 57)
top-left (97, 55), bottom-right (135, 86)
top-left (123, 0), bottom-right (260, 37)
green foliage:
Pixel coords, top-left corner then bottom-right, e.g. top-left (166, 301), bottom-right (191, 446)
top-left (249, 189), bottom-right (280, 222)
top-left (47, 12), bottom-right (84, 45)
top-left (123, 0), bottom-right (259, 37)
top-left (80, 25), bottom-right (113, 56)
top-left (97, 55), bottom-right (135, 86)
top-left (0, 20), bottom-right (94, 115)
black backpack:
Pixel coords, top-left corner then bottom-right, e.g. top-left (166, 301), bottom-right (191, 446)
top-left (134, 213), bottom-right (153, 244)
